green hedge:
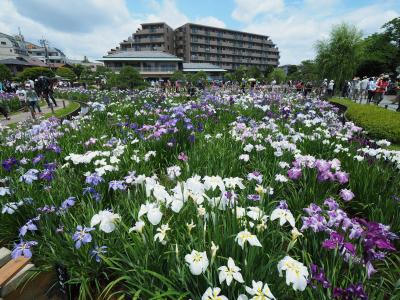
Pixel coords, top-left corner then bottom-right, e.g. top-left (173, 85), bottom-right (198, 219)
top-left (330, 98), bottom-right (400, 144)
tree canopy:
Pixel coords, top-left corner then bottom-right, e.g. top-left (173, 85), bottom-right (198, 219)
top-left (16, 67), bottom-right (55, 82)
top-left (0, 64), bottom-right (12, 82)
top-left (56, 67), bottom-right (76, 81)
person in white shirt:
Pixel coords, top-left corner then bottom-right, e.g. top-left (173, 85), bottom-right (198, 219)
top-left (367, 77), bottom-right (376, 103)
top-left (16, 86), bottom-right (28, 111)
top-left (360, 76), bottom-right (369, 102)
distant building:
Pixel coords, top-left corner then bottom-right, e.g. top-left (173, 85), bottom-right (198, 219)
top-left (66, 56), bottom-right (104, 71)
top-left (107, 22), bottom-right (280, 72)
top-left (27, 46), bottom-right (67, 64)
top-left (183, 63), bottom-right (226, 80)
top-left (279, 64), bottom-right (297, 75)
top-left (0, 32), bottom-right (29, 60)
top-left (99, 50), bottom-right (182, 79)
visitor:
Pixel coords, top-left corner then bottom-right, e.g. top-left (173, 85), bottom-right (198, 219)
top-left (48, 78), bottom-right (58, 106)
top-left (327, 80), bottom-right (335, 97)
top-left (0, 81), bottom-right (3, 92)
top-left (360, 76), bottom-right (369, 102)
top-left (295, 81), bottom-right (304, 93)
top-left (351, 77), bottom-right (360, 102)
top-left (321, 79), bottom-right (328, 96)
top-left (16, 85), bottom-right (28, 112)
top-left (26, 85), bottom-right (42, 114)
top-left (375, 75), bottom-right (389, 105)
top-left (367, 77), bottom-right (376, 103)
top-left (341, 80), bottom-right (351, 98)
top-left (304, 81), bottom-right (312, 97)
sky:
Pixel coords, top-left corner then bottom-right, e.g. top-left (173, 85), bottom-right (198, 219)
top-left (0, 0), bottom-right (399, 65)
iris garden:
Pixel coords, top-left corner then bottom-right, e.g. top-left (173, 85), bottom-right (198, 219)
top-left (0, 88), bottom-right (399, 299)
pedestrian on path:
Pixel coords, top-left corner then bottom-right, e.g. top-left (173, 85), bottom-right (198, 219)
top-left (26, 86), bottom-right (42, 114)
top-left (360, 76), bottom-right (369, 101)
top-left (375, 75), bottom-right (389, 104)
top-left (367, 77), bottom-right (376, 103)
top-left (17, 85), bottom-right (28, 112)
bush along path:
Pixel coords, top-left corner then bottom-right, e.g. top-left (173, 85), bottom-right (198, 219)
top-left (330, 98), bottom-right (400, 145)
top-left (0, 89), bottom-right (399, 299)
top-left (0, 100), bottom-right (75, 126)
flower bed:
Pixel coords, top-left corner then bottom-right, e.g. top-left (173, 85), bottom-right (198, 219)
top-left (0, 89), bottom-right (399, 299)
top-left (0, 92), bottom-right (23, 113)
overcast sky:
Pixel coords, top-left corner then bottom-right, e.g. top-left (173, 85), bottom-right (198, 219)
top-left (0, 0), bottom-right (398, 65)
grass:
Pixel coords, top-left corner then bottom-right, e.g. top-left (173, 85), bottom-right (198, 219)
top-left (330, 97), bottom-right (400, 145)
top-left (44, 101), bottom-right (80, 118)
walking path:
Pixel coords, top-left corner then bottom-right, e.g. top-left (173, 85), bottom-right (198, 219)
top-left (0, 99), bottom-right (70, 126)
top-left (344, 95), bottom-right (398, 111)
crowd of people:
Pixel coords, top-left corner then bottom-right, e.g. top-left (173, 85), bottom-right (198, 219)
top-left (0, 77), bottom-right (59, 121)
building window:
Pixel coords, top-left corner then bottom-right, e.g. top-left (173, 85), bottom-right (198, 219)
top-left (0, 41), bottom-right (6, 45)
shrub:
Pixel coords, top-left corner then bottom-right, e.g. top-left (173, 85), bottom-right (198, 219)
top-left (56, 67), bottom-right (76, 81)
top-left (0, 64), bottom-right (12, 82)
top-left (331, 98), bottom-right (400, 143)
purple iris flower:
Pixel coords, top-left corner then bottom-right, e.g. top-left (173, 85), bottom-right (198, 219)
top-left (11, 240), bottom-right (38, 259)
top-left (322, 231), bottom-right (344, 249)
top-left (317, 171), bottom-right (335, 182)
top-left (247, 194), bottom-right (261, 201)
top-left (335, 171), bottom-right (349, 184)
top-left (72, 225), bottom-right (95, 249)
top-left (304, 203), bottom-right (322, 216)
top-left (108, 180), bottom-right (126, 191)
top-left (324, 198), bottom-right (339, 210)
top-left (90, 245), bottom-right (107, 262)
top-left (20, 169), bottom-right (39, 184)
top-left (32, 154), bottom-right (44, 165)
top-left (315, 159), bottom-right (331, 173)
top-left (19, 219), bottom-right (38, 237)
top-left (85, 173), bottom-right (104, 186)
top-left (83, 186), bottom-right (102, 202)
top-left (339, 189), bottom-right (355, 202)
top-left (278, 200), bottom-right (288, 209)
top-left (309, 264), bottom-right (331, 289)
top-left (178, 152), bottom-right (188, 162)
top-left (61, 197), bottom-right (76, 209)
top-left (2, 158), bottom-right (18, 172)
top-left (333, 283), bottom-right (368, 299)
top-left (287, 167), bottom-right (302, 180)
top-left (39, 169), bottom-right (54, 181)
top-left (47, 144), bottom-right (62, 153)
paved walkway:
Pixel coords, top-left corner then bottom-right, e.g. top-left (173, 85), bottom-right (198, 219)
top-left (0, 99), bottom-right (70, 126)
top-left (344, 95), bottom-right (399, 111)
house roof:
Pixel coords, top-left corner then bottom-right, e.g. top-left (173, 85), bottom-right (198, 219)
top-left (99, 51), bottom-right (182, 62)
top-left (183, 63), bottom-right (226, 72)
top-left (0, 58), bottom-right (32, 66)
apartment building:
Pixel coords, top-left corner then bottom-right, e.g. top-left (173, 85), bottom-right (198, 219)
top-left (28, 46), bottom-right (66, 64)
top-left (109, 22), bottom-right (175, 55)
top-left (174, 23), bottom-right (279, 71)
top-left (108, 22), bottom-right (280, 71)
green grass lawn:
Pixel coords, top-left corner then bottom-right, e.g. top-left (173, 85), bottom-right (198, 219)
top-left (330, 98), bottom-right (400, 146)
top-left (44, 101), bottom-right (80, 118)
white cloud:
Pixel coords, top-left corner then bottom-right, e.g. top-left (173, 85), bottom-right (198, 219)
top-left (232, 0), bottom-right (284, 22)
top-left (195, 16), bottom-right (226, 28)
top-left (145, 0), bottom-right (189, 28)
top-left (240, 1), bottom-right (399, 65)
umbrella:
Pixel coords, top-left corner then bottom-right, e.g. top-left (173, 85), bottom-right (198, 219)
top-left (248, 78), bottom-right (256, 82)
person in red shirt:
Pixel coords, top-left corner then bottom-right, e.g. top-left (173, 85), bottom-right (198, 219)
top-left (375, 75), bottom-right (389, 104)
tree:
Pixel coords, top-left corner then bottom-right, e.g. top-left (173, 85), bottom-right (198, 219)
top-left (315, 23), bottom-right (363, 91)
top-left (247, 66), bottom-right (262, 79)
top-left (357, 33), bottom-right (398, 76)
top-left (0, 64), bottom-right (12, 82)
top-left (264, 65), bottom-right (274, 77)
top-left (16, 67), bottom-right (55, 82)
top-left (116, 66), bottom-right (143, 89)
top-left (382, 17), bottom-right (400, 48)
top-left (171, 70), bottom-right (185, 82)
top-left (233, 66), bottom-right (247, 82)
top-left (268, 68), bottom-right (286, 84)
top-left (223, 72), bottom-right (234, 82)
top-left (72, 64), bottom-right (85, 80)
top-left (56, 67), bottom-right (76, 81)
top-left (287, 65), bottom-right (298, 76)
top-left (288, 60), bottom-right (319, 82)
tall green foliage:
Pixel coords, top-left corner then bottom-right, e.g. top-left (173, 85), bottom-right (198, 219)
top-left (268, 68), bottom-right (286, 84)
top-left (56, 67), bottom-right (76, 81)
top-left (16, 67), bottom-right (55, 82)
top-left (315, 23), bottom-right (363, 89)
top-left (0, 64), bottom-right (12, 82)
